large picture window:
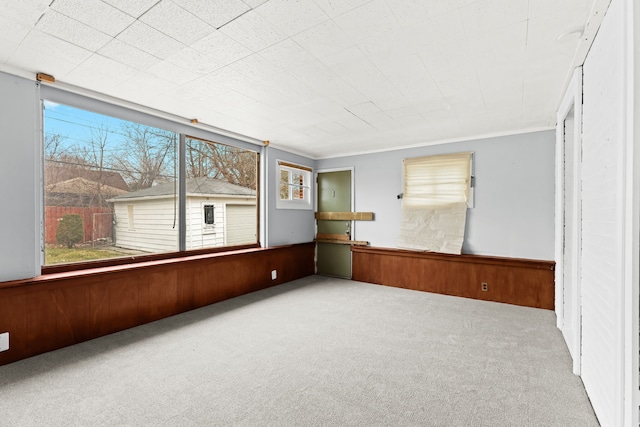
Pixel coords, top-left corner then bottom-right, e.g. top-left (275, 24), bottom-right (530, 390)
top-left (43, 101), bottom-right (258, 266)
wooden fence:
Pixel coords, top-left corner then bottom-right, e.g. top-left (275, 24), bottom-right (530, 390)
top-left (45, 206), bottom-right (113, 245)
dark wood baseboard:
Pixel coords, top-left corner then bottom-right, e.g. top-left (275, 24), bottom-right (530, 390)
top-left (0, 243), bottom-right (315, 366)
top-left (351, 246), bottom-right (554, 310)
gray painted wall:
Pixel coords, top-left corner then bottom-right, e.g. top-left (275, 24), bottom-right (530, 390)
top-left (317, 131), bottom-right (556, 260)
top-left (0, 72), bottom-right (40, 281)
top-left (0, 69), bottom-right (554, 283)
top-left (265, 147), bottom-right (316, 246)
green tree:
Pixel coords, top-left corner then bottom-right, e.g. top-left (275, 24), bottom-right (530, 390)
top-left (56, 214), bottom-right (84, 249)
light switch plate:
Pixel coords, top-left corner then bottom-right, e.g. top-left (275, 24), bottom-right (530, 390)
top-left (0, 332), bottom-right (8, 352)
top-left (271, 270), bottom-right (277, 280)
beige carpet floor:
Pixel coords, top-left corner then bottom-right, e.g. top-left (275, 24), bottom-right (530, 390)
top-left (0, 275), bottom-right (599, 426)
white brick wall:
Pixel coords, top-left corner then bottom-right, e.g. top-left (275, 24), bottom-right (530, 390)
top-left (581, 0), bottom-right (625, 424)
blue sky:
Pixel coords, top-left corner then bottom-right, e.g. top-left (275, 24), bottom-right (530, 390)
top-left (43, 101), bottom-right (131, 158)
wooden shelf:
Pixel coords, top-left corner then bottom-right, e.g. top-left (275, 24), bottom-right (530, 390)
top-left (315, 239), bottom-right (369, 246)
top-left (315, 212), bottom-right (374, 221)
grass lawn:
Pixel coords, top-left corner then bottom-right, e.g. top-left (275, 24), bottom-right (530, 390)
top-left (45, 246), bottom-right (125, 265)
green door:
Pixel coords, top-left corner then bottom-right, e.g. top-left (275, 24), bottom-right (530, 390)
top-left (316, 170), bottom-right (352, 278)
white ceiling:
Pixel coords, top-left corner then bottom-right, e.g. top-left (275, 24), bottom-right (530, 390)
top-left (0, 0), bottom-right (604, 158)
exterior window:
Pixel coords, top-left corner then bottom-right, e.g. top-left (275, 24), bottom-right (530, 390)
top-left (42, 101), bottom-right (259, 267)
top-left (204, 205), bottom-right (215, 225)
top-left (185, 136), bottom-right (257, 249)
top-left (43, 101), bottom-right (178, 265)
top-left (397, 152), bottom-right (473, 255)
top-left (277, 161), bottom-right (312, 210)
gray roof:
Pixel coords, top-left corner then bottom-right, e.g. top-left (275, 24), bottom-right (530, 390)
top-left (111, 177), bottom-right (255, 201)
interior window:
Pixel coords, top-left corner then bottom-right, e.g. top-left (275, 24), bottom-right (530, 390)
top-left (276, 160), bottom-right (312, 210)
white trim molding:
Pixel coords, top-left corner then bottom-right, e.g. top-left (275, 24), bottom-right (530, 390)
top-left (555, 66), bottom-right (583, 376)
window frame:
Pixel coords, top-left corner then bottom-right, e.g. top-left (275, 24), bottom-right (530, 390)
top-left (402, 152), bottom-right (474, 208)
top-left (203, 204), bottom-right (215, 226)
top-left (39, 89), bottom-right (262, 273)
top-left (276, 160), bottom-right (313, 210)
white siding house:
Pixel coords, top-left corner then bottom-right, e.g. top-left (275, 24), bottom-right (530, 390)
top-left (110, 178), bottom-right (257, 253)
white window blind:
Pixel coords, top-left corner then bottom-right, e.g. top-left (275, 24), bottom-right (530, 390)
top-left (397, 152), bottom-right (472, 254)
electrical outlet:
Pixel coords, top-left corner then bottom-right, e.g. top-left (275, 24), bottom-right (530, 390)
top-left (271, 270), bottom-right (277, 280)
top-left (0, 332), bottom-right (9, 352)
top-left (481, 282), bottom-right (488, 292)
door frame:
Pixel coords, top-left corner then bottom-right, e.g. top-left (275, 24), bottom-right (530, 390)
top-left (315, 167), bottom-right (355, 276)
top-left (555, 66), bottom-right (583, 375)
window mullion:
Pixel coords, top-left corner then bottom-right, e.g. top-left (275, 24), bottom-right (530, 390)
top-left (178, 134), bottom-right (186, 252)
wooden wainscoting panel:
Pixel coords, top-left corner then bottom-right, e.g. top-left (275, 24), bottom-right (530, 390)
top-left (27, 290), bottom-right (59, 356)
top-left (190, 263), bottom-right (217, 309)
top-left (0, 291), bottom-right (28, 365)
top-left (0, 243), bottom-right (315, 366)
top-left (108, 272), bottom-right (141, 334)
top-left (87, 279), bottom-right (111, 339)
top-left (352, 246), bottom-right (554, 309)
top-left (53, 281), bottom-right (90, 347)
top-left (142, 268), bottom-right (179, 324)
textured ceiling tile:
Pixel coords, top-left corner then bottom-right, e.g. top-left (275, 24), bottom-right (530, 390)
top-left (334, 113), bottom-right (375, 132)
top-left (374, 54), bottom-right (440, 100)
top-left (215, 90), bottom-right (267, 112)
top-left (405, 9), bottom-right (467, 51)
top-left (458, 0), bottom-right (529, 39)
top-left (234, 80), bottom-right (294, 108)
top-left (0, 15), bottom-right (30, 45)
top-left (173, 0), bottom-right (250, 29)
top-left (36, 9), bottom-right (111, 51)
top-left (101, 0), bottom-right (159, 18)
top-left (314, 120), bottom-right (350, 136)
top-left (267, 72), bottom-right (321, 104)
top-left (204, 65), bottom-right (256, 91)
top-left (219, 10), bottom-right (286, 51)
top-left (140, 0), bottom-right (214, 45)
top-left (259, 39), bottom-right (316, 69)
top-left (528, 0), bottom-right (590, 18)
top-left (16, 28), bottom-right (92, 65)
top-left (51, 0), bottom-right (134, 37)
top-left (9, 31), bottom-right (91, 77)
top-left (242, 0), bottom-right (269, 8)
top-left (289, 60), bottom-right (367, 106)
top-left (311, 0), bottom-right (372, 18)
top-left (112, 72), bottom-right (180, 102)
top-left (388, 0), bottom-right (459, 27)
top-left (334, 0), bottom-right (400, 44)
top-left (117, 21), bottom-right (185, 59)
top-left (326, 48), bottom-right (401, 103)
top-left (146, 60), bottom-right (200, 85)
top-left (0, 0), bottom-right (597, 158)
top-left (228, 54), bottom-right (282, 81)
top-left (293, 20), bottom-right (353, 59)
top-left (166, 47), bottom-right (221, 75)
top-left (526, 4), bottom-right (590, 49)
top-left (0, 0), bottom-right (50, 26)
top-left (468, 21), bottom-right (527, 65)
top-left (356, 27), bottom-right (408, 57)
top-left (420, 41), bottom-right (475, 84)
top-left (65, 54), bottom-right (138, 90)
top-left (191, 31), bottom-right (253, 66)
top-left (167, 77), bottom-right (231, 104)
top-left (255, 0), bottom-right (329, 37)
top-left (98, 39), bottom-right (161, 70)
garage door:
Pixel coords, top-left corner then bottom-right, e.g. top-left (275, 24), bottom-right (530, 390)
top-left (225, 204), bottom-right (257, 245)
